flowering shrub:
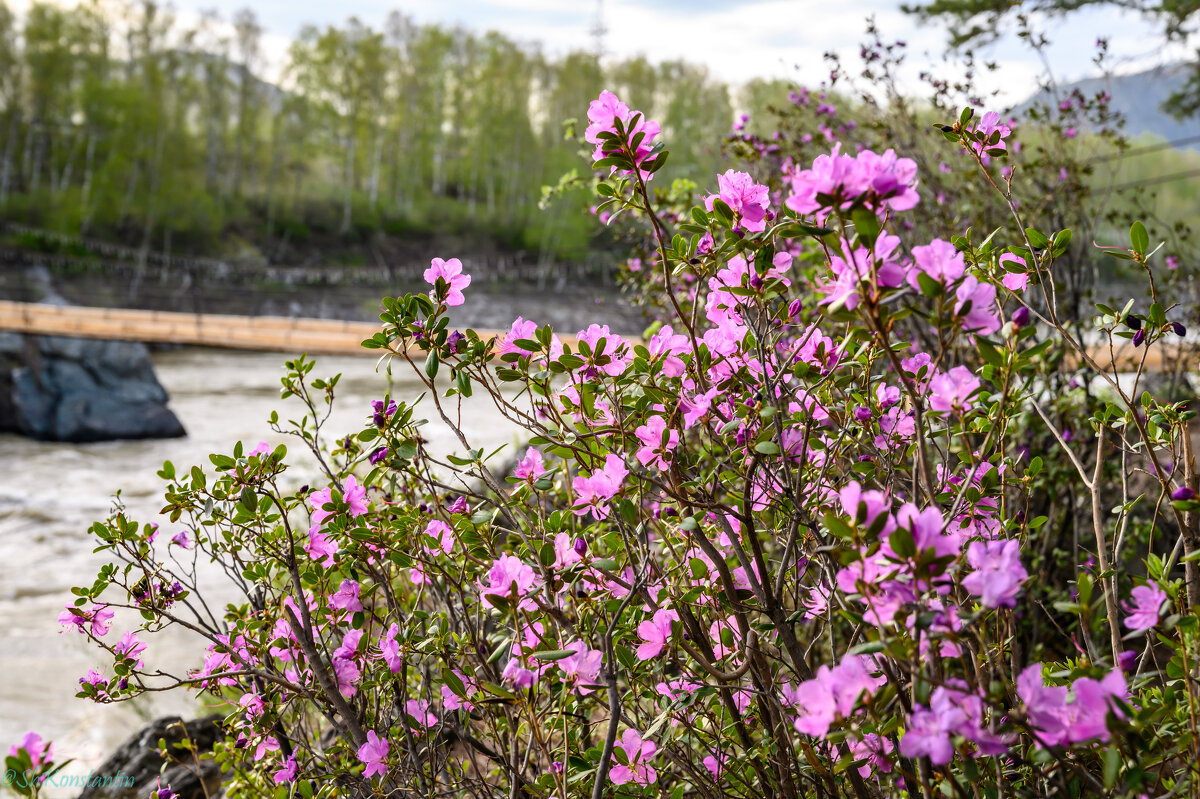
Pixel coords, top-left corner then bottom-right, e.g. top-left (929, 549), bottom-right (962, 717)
top-left (40, 88), bottom-right (1200, 799)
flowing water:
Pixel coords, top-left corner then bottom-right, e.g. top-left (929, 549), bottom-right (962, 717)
top-left (0, 347), bottom-right (523, 785)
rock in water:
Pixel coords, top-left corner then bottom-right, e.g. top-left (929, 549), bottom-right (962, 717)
top-left (75, 715), bottom-right (224, 799)
top-left (0, 331), bottom-right (186, 442)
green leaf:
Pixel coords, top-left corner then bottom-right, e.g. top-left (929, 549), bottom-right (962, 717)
top-left (424, 351), bottom-right (440, 380)
top-left (851, 207), bottom-right (882, 248)
top-left (754, 441), bottom-right (781, 456)
top-left (1103, 746), bottom-right (1120, 789)
top-left (1130, 221), bottom-right (1149, 257)
top-left (531, 649), bottom-right (577, 661)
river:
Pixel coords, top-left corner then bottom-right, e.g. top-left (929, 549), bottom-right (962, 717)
top-left (0, 346), bottom-right (523, 785)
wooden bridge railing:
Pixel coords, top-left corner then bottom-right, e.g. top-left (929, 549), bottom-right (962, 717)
top-left (0, 300), bottom-right (393, 356)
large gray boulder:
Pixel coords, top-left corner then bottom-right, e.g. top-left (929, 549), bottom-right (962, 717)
top-left (0, 332), bottom-right (186, 442)
top-left (75, 715), bottom-right (224, 799)
top-left (0, 265), bottom-right (185, 441)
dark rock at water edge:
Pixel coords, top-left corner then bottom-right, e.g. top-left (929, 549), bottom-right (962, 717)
top-left (0, 331), bottom-right (186, 442)
top-left (0, 265), bottom-right (185, 442)
top-left (76, 715), bottom-right (224, 799)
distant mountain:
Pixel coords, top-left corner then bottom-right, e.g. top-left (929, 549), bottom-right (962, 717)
top-left (1017, 62), bottom-right (1200, 146)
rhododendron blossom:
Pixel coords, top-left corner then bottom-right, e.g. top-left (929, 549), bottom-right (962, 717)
top-left (480, 554), bottom-right (540, 610)
top-left (635, 608), bottom-right (678, 660)
top-left (634, 415), bottom-right (679, 470)
top-left (584, 90), bottom-right (660, 177)
top-left (705, 169), bottom-right (770, 232)
top-left (1123, 584), bottom-right (1168, 632)
top-left (610, 729), bottom-right (657, 785)
top-left (423, 257), bottom-right (471, 307)
top-left (357, 731), bottom-right (389, 780)
top-left (572, 454), bottom-right (628, 519)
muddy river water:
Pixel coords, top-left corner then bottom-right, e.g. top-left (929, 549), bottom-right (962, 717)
top-left (0, 347), bottom-right (523, 786)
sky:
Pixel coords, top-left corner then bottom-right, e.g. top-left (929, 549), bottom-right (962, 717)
top-left (20, 0), bottom-right (1194, 103)
top-left (221, 0), bottom-right (1190, 102)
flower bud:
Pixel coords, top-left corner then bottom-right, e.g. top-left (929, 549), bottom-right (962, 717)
top-left (787, 299), bottom-right (802, 318)
top-left (1172, 321), bottom-right (1186, 336)
top-left (1125, 314), bottom-right (1141, 330)
top-left (1132, 329), bottom-right (1146, 348)
top-left (573, 537), bottom-right (588, 557)
top-left (1172, 486), bottom-right (1196, 501)
top-left (1011, 306), bottom-right (1030, 327)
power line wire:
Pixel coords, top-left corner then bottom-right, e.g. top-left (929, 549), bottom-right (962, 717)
top-left (1109, 166), bottom-right (1200, 191)
top-left (1088, 132), bottom-right (1200, 163)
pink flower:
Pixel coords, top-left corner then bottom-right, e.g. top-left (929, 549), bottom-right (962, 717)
top-left (821, 235), bottom-right (907, 311)
top-left (357, 730), bottom-right (389, 780)
top-left (927, 366), bottom-right (981, 414)
top-left (972, 111), bottom-right (1012, 155)
top-left (838, 481), bottom-right (894, 534)
top-left (422, 520), bottom-right (455, 555)
top-left (481, 555), bottom-right (540, 611)
top-left (512, 447), bottom-right (546, 482)
top-left (634, 416), bottom-right (679, 471)
top-left (253, 736), bottom-right (280, 762)
top-left (557, 641), bottom-right (603, 693)
top-left (171, 530), bottom-right (192, 549)
top-left (584, 90), bottom-right (661, 178)
top-left (308, 486), bottom-right (334, 526)
top-left (635, 609), bottom-right (678, 661)
top-left (609, 729), bottom-right (657, 785)
top-left (647, 325), bottom-right (690, 377)
top-left (576, 324), bottom-right (631, 377)
top-left (114, 631), bottom-right (147, 668)
top-left (680, 386), bottom-right (718, 429)
top-left (333, 657), bottom-right (360, 698)
top-left (10, 732), bottom-right (52, 769)
top-left (705, 170), bottom-right (770, 232)
top-left (848, 734), bottom-right (893, 778)
top-left (909, 238), bottom-right (965, 289)
top-left (790, 654), bottom-right (885, 738)
top-left (999, 253), bottom-right (1029, 291)
top-left (497, 317), bottom-right (537, 357)
top-left (272, 755), bottom-right (297, 784)
top-left (78, 668), bottom-right (107, 695)
top-left (423, 257), bottom-right (471, 307)
top-left (329, 579), bottom-right (364, 613)
top-left (58, 603), bottom-right (115, 637)
top-left (954, 276), bottom-right (1001, 335)
top-left (405, 699), bottom-right (438, 728)
top-left (901, 681), bottom-right (1010, 764)
top-left (1017, 664), bottom-right (1127, 747)
top-left (572, 454), bottom-right (628, 520)
top-left (343, 475), bottom-right (369, 517)
top-left (441, 670), bottom-right (478, 711)
top-left (305, 526), bottom-right (338, 567)
top-left (785, 144), bottom-right (918, 221)
top-left (247, 441), bottom-right (270, 457)
top-left (379, 624), bottom-right (402, 673)
top-left (1123, 584), bottom-right (1168, 632)
top-left (553, 532), bottom-right (582, 569)
top-left (962, 539), bottom-right (1028, 608)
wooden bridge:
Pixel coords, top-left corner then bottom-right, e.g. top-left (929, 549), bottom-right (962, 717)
top-left (0, 300), bottom-right (393, 356)
top-left (0, 299), bottom-right (1189, 372)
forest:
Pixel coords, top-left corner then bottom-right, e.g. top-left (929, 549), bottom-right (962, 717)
top-left (0, 0), bottom-right (740, 267)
